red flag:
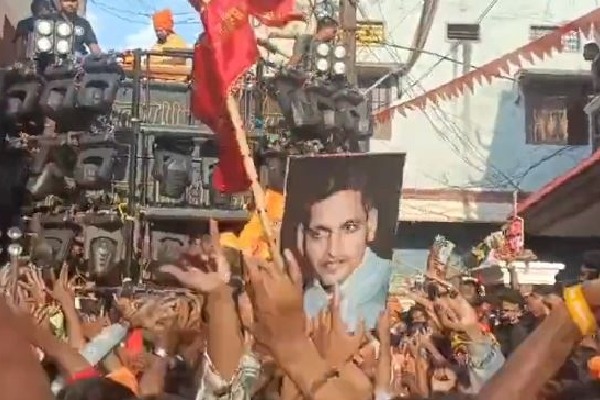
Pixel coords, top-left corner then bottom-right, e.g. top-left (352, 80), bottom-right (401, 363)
top-left (249, 0), bottom-right (305, 27)
top-left (191, 0), bottom-right (258, 193)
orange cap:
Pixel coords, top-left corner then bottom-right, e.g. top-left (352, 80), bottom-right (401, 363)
top-left (152, 9), bottom-right (174, 32)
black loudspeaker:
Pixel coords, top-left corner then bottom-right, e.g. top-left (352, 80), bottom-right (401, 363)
top-left (73, 146), bottom-right (117, 189)
top-left (151, 231), bottom-right (188, 263)
top-left (147, 230), bottom-right (190, 285)
top-left (39, 64), bottom-right (78, 121)
top-left (30, 228), bottom-right (76, 268)
top-left (76, 55), bottom-right (123, 113)
top-left (152, 137), bottom-right (194, 199)
top-left (84, 225), bottom-right (124, 278)
top-left (153, 151), bottom-right (192, 199)
top-left (4, 72), bottom-right (43, 119)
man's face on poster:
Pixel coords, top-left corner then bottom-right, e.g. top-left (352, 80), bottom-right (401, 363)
top-left (297, 189), bottom-right (377, 286)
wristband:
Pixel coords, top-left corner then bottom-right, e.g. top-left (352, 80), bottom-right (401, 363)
top-left (67, 366), bottom-right (101, 384)
top-left (563, 285), bottom-right (597, 336)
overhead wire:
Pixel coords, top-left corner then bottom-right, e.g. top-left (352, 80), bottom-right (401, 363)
top-left (401, 68), bottom-right (576, 191)
top-left (375, 1), bottom-right (575, 191)
top-left (357, 0), bottom-right (437, 94)
top-left (356, 3), bottom-right (515, 189)
top-left (367, 10), bottom-right (516, 190)
top-left (400, 0), bottom-right (439, 76)
top-left (89, 0), bottom-right (198, 26)
top-left (402, 74), bottom-right (518, 189)
top-left (406, 0), bottom-right (502, 91)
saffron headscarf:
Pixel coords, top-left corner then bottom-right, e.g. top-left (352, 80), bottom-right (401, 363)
top-left (220, 189), bottom-right (285, 260)
top-left (152, 9), bottom-right (174, 32)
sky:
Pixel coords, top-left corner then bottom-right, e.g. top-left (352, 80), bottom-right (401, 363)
top-left (86, 0), bottom-right (203, 51)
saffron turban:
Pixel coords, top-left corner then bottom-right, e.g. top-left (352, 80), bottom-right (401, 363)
top-left (153, 9), bottom-right (174, 32)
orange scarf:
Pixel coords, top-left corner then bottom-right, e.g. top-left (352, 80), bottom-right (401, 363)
top-left (107, 367), bottom-right (139, 396)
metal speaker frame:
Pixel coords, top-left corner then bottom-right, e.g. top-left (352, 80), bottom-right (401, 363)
top-left (73, 146), bottom-right (118, 190)
top-left (151, 231), bottom-right (189, 264)
top-left (30, 227), bottom-right (76, 268)
top-left (84, 224), bottom-right (124, 279)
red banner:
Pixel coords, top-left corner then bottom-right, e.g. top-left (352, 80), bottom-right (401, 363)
top-left (191, 0), bottom-right (301, 192)
top-left (374, 8), bottom-right (600, 122)
top-left (192, 0), bottom-right (258, 193)
top-left (249, 0), bottom-right (304, 27)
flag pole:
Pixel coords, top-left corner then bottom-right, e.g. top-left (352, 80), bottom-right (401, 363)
top-left (225, 94), bottom-right (285, 270)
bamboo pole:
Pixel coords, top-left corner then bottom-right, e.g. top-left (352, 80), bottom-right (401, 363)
top-left (225, 95), bottom-right (285, 270)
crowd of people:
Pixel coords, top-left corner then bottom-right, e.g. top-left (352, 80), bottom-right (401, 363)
top-left (6, 1), bottom-right (600, 400)
top-left (1, 217), bottom-right (600, 400)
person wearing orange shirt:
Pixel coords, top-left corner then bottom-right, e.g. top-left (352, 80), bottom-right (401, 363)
top-left (150, 9), bottom-right (188, 66)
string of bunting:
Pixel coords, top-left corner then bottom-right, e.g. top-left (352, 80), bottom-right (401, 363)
top-left (373, 8), bottom-right (600, 122)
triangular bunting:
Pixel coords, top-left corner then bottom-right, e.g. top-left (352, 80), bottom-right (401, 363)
top-left (495, 60), bottom-right (510, 76)
top-left (463, 77), bottom-right (475, 93)
top-left (413, 97), bottom-right (427, 110)
top-left (372, 7), bottom-right (600, 120)
top-left (580, 21), bottom-right (594, 37)
top-left (506, 52), bottom-right (522, 68)
top-left (471, 70), bottom-right (484, 86)
top-left (520, 50), bottom-right (535, 64)
top-left (426, 92), bottom-right (439, 104)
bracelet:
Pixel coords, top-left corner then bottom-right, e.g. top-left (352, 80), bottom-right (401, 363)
top-left (153, 347), bottom-right (168, 358)
top-left (563, 285), bottom-right (598, 336)
top-left (307, 368), bottom-right (339, 399)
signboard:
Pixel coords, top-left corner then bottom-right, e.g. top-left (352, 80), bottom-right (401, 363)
top-left (356, 21), bottom-right (384, 46)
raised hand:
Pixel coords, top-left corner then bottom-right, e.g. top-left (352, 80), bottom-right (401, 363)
top-left (31, 305), bottom-right (51, 332)
top-left (244, 249), bottom-right (304, 357)
top-left (48, 263), bottom-right (76, 306)
top-left (20, 267), bottom-right (47, 305)
top-left (159, 220), bottom-right (231, 293)
top-left (311, 285), bottom-right (366, 368)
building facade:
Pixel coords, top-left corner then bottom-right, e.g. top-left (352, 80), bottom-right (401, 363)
top-left (244, 0), bottom-right (600, 274)
top-left (352, 0), bottom-right (599, 273)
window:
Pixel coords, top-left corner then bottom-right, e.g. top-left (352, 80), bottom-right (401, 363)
top-left (358, 77), bottom-right (392, 112)
top-left (357, 64), bottom-right (398, 140)
top-left (529, 25), bottom-right (581, 53)
top-left (525, 92), bottom-right (589, 145)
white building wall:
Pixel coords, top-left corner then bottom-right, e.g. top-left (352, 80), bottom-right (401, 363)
top-left (361, 0), bottom-right (596, 197)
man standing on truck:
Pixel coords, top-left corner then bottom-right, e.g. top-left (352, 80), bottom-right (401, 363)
top-left (150, 9), bottom-right (189, 66)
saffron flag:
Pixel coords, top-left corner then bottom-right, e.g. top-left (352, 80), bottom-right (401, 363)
top-left (191, 0), bottom-right (258, 193)
top-left (249, 0), bottom-right (304, 27)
